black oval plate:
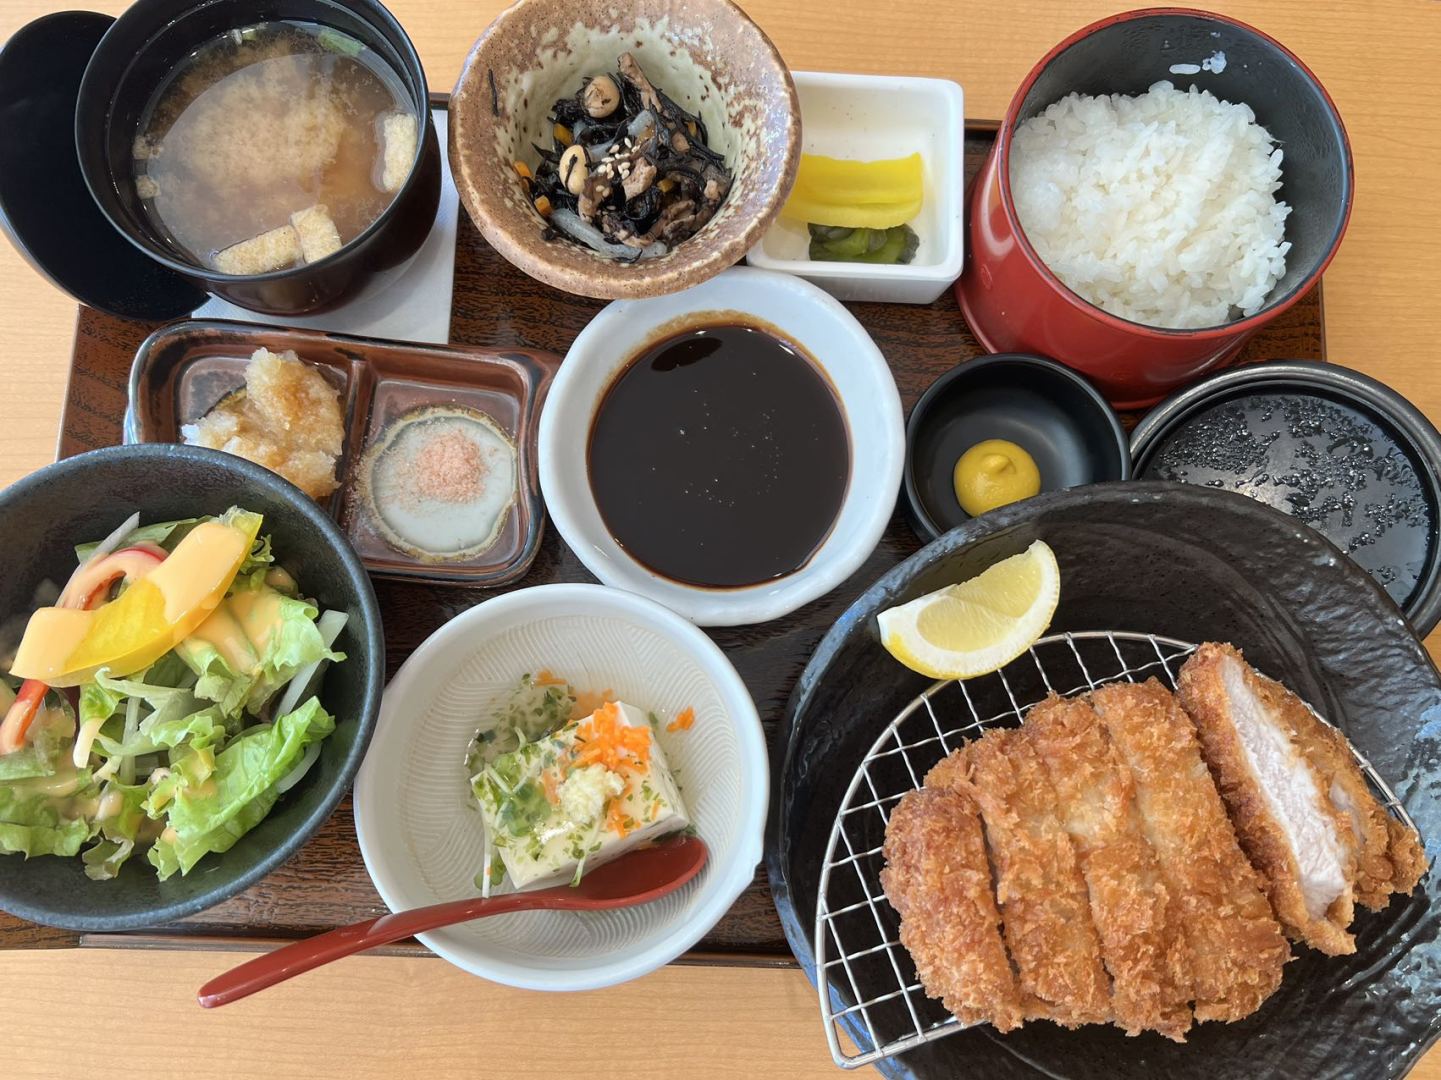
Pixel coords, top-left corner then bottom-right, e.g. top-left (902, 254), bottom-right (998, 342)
top-left (767, 481), bottom-right (1440, 1080)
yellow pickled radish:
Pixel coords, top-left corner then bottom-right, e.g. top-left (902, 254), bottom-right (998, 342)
top-left (792, 152), bottom-right (923, 205)
top-left (781, 152), bottom-right (924, 229)
top-left (781, 193), bottom-right (924, 230)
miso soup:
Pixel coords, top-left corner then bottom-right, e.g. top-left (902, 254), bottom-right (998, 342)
top-left (133, 21), bottom-right (419, 275)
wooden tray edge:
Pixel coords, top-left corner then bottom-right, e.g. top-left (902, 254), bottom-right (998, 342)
top-left (75, 932), bottom-right (800, 971)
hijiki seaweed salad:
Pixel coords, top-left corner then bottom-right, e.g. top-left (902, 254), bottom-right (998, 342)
top-left (516, 53), bottom-right (734, 261)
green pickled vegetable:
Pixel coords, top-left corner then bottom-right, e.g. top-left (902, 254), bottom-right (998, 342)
top-left (807, 223), bottom-right (919, 265)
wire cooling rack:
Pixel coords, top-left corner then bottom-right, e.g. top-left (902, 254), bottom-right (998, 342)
top-left (812, 630), bottom-right (1421, 1070)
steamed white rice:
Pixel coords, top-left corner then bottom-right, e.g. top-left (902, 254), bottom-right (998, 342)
top-left (1009, 80), bottom-right (1291, 329)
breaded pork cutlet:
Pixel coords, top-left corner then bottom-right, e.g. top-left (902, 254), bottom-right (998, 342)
top-left (1025, 696), bottom-right (1192, 1041)
top-left (1177, 644), bottom-right (1359, 955)
top-left (1197, 644), bottom-right (1429, 910)
top-left (936, 731), bottom-right (1111, 1027)
top-left (1090, 680), bottom-right (1289, 1023)
top-left (880, 785), bottom-right (1027, 1032)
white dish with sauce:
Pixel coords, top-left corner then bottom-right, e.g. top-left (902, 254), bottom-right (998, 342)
top-left (352, 583), bottom-right (766, 991)
top-left (539, 266), bottom-right (904, 626)
top-left (746, 71), bottom-right (965, 305)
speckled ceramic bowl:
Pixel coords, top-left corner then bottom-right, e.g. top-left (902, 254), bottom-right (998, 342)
top-left (449, 0), bottom-right (800, 299)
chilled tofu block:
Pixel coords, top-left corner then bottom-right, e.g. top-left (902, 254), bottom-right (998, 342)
top-left (379, 111), bottom-right (418, 193)
top-left (290, 204), bottom-right (343, 263)
top-left (471, 700), bottom-right (689, 890)
top-left (213, 223), bottom-right (300, 275)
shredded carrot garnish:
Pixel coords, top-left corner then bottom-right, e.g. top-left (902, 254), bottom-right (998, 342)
top-left (572, 702), bottom-right (652, 772)
top-left (667, 707), bottom-right (696, 733)
top-left (533, 669), bottom-right (566, 687)
top-left (541, 766), bottom-right (560, 805)
top-left (606, 774), bottom-right (638, 836)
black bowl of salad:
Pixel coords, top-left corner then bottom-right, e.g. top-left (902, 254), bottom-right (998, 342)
top-left (0, 443), bottom-right (383, 930)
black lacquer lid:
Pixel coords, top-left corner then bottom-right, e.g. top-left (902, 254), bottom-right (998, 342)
top-left (0, 11), bottom-right (204, 319)
top-left (1132, 361), bottom-right (1441, 635)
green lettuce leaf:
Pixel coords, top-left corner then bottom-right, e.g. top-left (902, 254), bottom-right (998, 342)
top-left (74, 516), bottom-right (202, 562)
top-left (175, 621), bottom-right (257, 716)
top-left (0, 780), bottom-right (96, 858)
top-left (87, 668), bottom-right (209, 759)
top-left (232, 532), bottom-right (275, 592)
top-left (148, 785), bottom-right (279, 881)
top-left (142, 706), bottom-right (229, 753)
top-left (149, 698), bottom-right (334, 879)
top-left (81, 780), bottom-right (152, 881)
top-left (233, 584), bottom-right (345, 714)
top-left (0, 697), bottom-right (75, 782)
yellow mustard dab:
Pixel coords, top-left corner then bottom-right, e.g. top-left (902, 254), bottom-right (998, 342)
top-left (952, 439), bottom-right (1041, 517)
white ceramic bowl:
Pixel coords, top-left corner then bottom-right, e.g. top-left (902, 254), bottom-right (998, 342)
top-left (353, 583), bottom-right (767, 991)
top-left (746, 72), bottom-right (966, 305)
top-left (539, 266), bottom-right (904, 626)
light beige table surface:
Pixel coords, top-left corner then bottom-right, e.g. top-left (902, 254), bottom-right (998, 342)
top-left (0, 0), bottom-right (1438, 1077)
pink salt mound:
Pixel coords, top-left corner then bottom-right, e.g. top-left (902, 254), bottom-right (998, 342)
top-left (412, 429), bottom-right (487, 504)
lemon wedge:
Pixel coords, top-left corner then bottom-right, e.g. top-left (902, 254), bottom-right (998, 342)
top-left (877, 540), bottom-right (1060, 679)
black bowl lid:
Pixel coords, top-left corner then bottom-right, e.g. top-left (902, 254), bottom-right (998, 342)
top-left (1132, 361), bottom-right (1441, 635)
top-left (0, 12), bottom-right (205, 320)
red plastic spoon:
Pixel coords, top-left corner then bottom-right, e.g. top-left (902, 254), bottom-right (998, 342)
top-left (198, 835), bottom-right (708, 1008)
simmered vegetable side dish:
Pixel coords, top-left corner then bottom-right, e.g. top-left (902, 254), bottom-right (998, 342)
top-left (0, 510), bottom-right (347, 881)
top-left (518, 52), bottom-right (734, 261)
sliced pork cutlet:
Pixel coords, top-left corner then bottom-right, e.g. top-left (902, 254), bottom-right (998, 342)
top-left (945, 729), bottom-right (1112, 1027)
top-left (1090, 680), bottom-right (1289, 1024)
top-left (1225, 650), bottom-right (1430, 909)
top-left (1177, 644), bottom-right (1359, 955)
top-left (881, 783), bottom-right (1027, 1032)
top-left (1025, 696), bottom-right (1192, 1041)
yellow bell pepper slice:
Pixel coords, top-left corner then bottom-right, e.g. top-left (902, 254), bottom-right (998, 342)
top-left (791, 152), bottom-right (924, 206)
top-left (10, 511), bottom-right (262, 687)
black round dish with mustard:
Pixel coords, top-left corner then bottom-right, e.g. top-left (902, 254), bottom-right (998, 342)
top-left (903, 353), bottom-right (1131, 541)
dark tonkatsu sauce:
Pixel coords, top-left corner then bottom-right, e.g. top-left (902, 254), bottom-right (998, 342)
top-left (588, 322), bottom-right (850, 588)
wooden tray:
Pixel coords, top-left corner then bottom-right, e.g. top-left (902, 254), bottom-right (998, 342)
top-left (3, 120), bottom-right (1325, 961)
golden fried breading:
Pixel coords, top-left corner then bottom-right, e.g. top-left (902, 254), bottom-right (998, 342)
top-left (1090, 680), bottom-right (1289, 1023)
top-left (1386, 815), bottom-right (1429, 896)
top-left (1177, 644), bottom-right (1357, 955)
top-left (1025, 696), bottom-right (1192, 1041)
top-left (880, 784), bottom-right (1027, 1032)
top-left (949, 729), bottom-right (1111, 1027)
